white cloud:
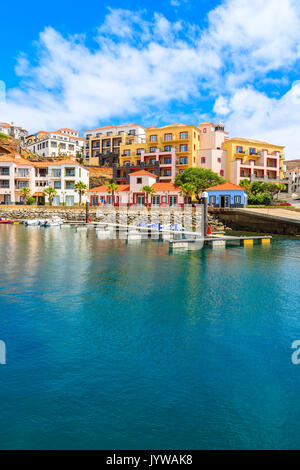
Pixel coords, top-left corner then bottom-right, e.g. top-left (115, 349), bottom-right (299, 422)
top-left (214, 84), bottom-right (300, 157)
top-left (1, 1), bottom-right (300, 157)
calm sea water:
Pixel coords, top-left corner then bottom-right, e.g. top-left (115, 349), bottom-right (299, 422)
top-left (0, 225), bottom-right (300, 450)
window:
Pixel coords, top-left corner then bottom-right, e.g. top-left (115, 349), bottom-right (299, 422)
top-left (236, 146), bottom-right (243, 153)
top-left (0, 180), bottom-right (9, 188)
top-left (180, 157), bottom-right (187, 164)
top-left (150, 147), bottom-right (157, 153)
top-left (169, 196), bottom-right (177, 206)
top-left (180, 132), bottom-right (188, 139)
top-left (150, 135), bottom-right (157, 142)
top-left (51, 169), bottom-right (61, 177)
top-left (164, 133), bottom-right (172, 141)
top-left (53, 196), bottom-right (60, 206)
top-left (164, 157), bottom-right (171, 164)
top-left (91, 196), bottom-right (98, 206)
top-left (128, 130), bottom-right (136, 135)
top-left (60, 143), bottom-right (66, 149)
top-left (249, 148), bottom-right (256, 155)
top-left (201, 157), bottom-right (206, 164)
top-left (234, 195), bottom-right (242, 204)
top-left (202, 128), bottom-right (206, 133)
top-left (180, 144), bottom-right (188, 152)
top-left (137, 148), bottom-right (143, 155)
top-left (54, 181), bottom-right (61, 189)
top-left (65, 168), bottom-right (75, 177)
top-left (137, 177), bottom-right (142, 184)
top-left (209, 195), bottom-right (216, 204)
top-left (0, 168), bottom-right (9, 175)
top-left (124, 149), bottom-right (130, 156)
top-left (164, 145), bottom-right (172, 151)
top-left (124, 161), bottom-right (130, 166)
top-left (51, 141), bottom-right (57, 148)
top-left (152, 196), bottom-right (160, 206)
top-left (65, 181), bottom-right (74, 189)
top-left (220, 170), bottom-right (224, 177)
top-left (18, 169), bottom-right (29, 177)
top-left (164, 169), bottom-right (171, 176)
top-left (68, 144), bottom-right (75, 151)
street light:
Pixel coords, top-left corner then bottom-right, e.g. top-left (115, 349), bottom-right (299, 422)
top-left (202, 191), bottom-right (208, 236)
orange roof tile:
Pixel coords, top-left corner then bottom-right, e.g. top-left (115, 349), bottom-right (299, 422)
top-left (0, 155), bottom-right (33, 165)
top-left (89, 184), bottom-right (130, 192)
top-left (151, 182), bottom-right (180, 191)
top-left (206, 182), bottom-right (246, 191)
top-left (129, 170), bottom-right (157, 177)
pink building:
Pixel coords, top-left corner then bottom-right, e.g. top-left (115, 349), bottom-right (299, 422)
top-left (89, 170), bottom-right (184, 207)
top-left (197, 122), bottom-right (228, 179)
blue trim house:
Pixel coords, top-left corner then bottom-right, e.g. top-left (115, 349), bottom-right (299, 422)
top-left (206, 182), bottom-right (247, 208)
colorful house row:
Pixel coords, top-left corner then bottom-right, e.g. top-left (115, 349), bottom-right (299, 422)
top-left (83, 122), bottom-right (285, 187)
top-left (89, 170), bottom-right (185, 207)
top-left (89, 170), bottom-right (247, 208)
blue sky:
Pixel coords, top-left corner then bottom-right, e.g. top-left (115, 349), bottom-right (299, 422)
top-left (1, 0), bottom-right (300, 157)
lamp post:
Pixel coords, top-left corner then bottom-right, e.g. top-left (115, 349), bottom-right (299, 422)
top-left (202, 191), bottom-right (208, 237)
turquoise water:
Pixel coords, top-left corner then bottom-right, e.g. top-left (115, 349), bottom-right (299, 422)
top-left (0, 225), bottom-right (300, 450)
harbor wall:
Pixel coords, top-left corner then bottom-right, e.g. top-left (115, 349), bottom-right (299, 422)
top-left (212, 208), bottom-right (300, 235)
top-left (0, 205), bottom-right (229, 232)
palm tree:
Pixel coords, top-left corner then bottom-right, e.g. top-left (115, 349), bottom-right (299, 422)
top-left (18, 187), bottom-right (31, 205)
top-left (107, 182), bottom-right (119, 206)
top-left (74, 181), bottom-right (88, 205)
top-left (179, 183), bottom-right (195, 204)
top-left (142, 185), bottom-right (156, 207)
top-left (43, 187), bottom-right (57, 206)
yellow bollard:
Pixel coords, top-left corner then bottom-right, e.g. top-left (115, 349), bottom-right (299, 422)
top-left (243, 239), bottom-right (253, 247)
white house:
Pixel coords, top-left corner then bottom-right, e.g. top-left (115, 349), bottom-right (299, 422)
top-left (25, 128), bottom-right (84, 158)
top-left (0, 156), bottom-right (89, 205)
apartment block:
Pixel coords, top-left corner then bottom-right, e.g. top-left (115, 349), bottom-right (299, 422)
top-left (83, 124), bottom-right (146, 166)
top-left (0, 155), bottom-right (89, 205)
top-left (25, 128), bottom-right (84, 158)
top-left (222, 138), bottom-right (284, 185)
top-left (0, 122), bottom-right (28, 140)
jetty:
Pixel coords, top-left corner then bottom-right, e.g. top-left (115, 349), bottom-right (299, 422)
top-left (91, 221), bottom-right (271, 250)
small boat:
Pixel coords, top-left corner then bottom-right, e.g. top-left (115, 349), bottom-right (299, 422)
top-left (44, 216), bottom-right (64, 227)
top-left (24, 219), bottom-right (41, 226)
top-left (0, 219), bottom-right (15, 224)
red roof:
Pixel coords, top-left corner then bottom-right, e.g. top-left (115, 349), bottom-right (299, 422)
top-left (206, 182), bottom-right (246, 191)
top-left (129, 170), bottom-right (157, 177)
top-left (152, 182), bottom-right (180, 191)
top-left (89, 184), bottom-right (130, 192)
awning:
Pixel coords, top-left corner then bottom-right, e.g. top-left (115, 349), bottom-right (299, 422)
top-left (33, 192), bottom-right (45, 197)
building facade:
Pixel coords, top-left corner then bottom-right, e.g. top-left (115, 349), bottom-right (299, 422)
top-left (222, 137), bottom-right (284, 185)
top-left (89, 170), bottom-right (183, 207)
top-left (197, 122), bottom-right (228, 179)
top-left (83, 124), bottom-right (146, 166)
top-left (0, 122), bottom-right (28, 141)
top-left (206, 182), bottom-right (248, 208)
top-left (0, 156), bottom-right (89, 205)
top-left (25, 129), bottom-right (84, 158)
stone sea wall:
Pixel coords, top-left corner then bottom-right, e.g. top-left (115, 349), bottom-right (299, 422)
top-left (0, 205), bottom-right (229, 232)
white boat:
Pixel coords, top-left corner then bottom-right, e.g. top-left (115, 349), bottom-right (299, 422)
top-left (24, 219), bottom-right (40, 226)
top-left (44, 216), bottom-right (64, 227)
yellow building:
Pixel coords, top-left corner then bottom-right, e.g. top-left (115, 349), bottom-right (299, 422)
top-left (119, 124), bottom-right (201, 173)
top-left (222, 137), bottom-right (285, 185)
top-left (83, 124), bottom-right (146, 166)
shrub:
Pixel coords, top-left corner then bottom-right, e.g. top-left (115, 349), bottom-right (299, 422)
top-left (248, 192), bottom-right (271, 205)
top-left (26, 197), bottom-right (36, 205)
